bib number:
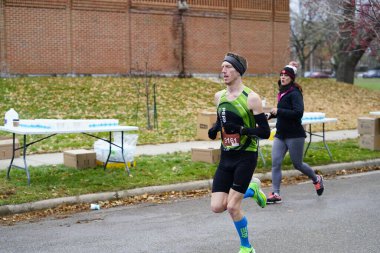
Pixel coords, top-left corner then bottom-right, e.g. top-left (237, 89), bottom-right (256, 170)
top-left (222, 132), bottom-right (240, 147)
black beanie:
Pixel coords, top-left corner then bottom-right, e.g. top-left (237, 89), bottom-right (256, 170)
top-left (280, 67), bottom-right (296, 81)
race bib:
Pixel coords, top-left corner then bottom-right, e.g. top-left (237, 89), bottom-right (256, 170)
top-left (222, 132), bottom-right (240, 147)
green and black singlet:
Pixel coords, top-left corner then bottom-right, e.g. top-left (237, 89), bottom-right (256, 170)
top-left (217, 86), bottom-right (258, 152)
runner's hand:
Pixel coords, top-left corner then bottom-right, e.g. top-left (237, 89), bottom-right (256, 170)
top-left (208, 122), bottom-right (220, 140)
top-left (223, 122), bottom-right (242, 134)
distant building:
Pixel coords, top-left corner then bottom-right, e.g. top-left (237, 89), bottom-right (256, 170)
top-left (0, 0), bottom-right (290, 76)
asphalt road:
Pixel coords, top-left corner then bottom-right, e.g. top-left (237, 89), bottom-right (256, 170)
top-left (1, 170), bottom-right (379, 253)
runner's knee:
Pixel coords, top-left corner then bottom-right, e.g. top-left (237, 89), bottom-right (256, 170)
top-left (211, 202), bottom-right (226, 213)
top-left (226, 203), bottom-right (240, 218)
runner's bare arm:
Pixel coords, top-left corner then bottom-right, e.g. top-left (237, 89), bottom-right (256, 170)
top-left (247, 92), bottom-right (264, 115)
top-left (242, 92), bottom-right (270, 139)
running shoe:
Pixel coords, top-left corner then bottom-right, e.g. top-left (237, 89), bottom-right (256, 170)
top-left (314, 175), bottom-right (324, 196)
top-left (266, 192), bottom-right (282, 204)
top-left (248, 178), bottom-right (267, 208)
top-left (239, 245), bottom-right (255, 253)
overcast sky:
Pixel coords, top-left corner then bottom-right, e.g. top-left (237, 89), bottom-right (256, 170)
top-left (290, 0), bottom-right (300, 12)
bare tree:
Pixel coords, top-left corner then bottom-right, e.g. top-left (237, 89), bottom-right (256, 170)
top-left (334, 0), bottom-right (380, 83)
top-left (290, 3), bottom-right (327, 76)
top-left (292, 0), bottom-right (380, 83)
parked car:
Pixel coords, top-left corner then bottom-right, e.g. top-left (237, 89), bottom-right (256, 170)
top-left (303, 71), bottom-right (312, 78)
top-left (357, 72), bottom-right (365, 78)
top-left (309, 71), bottom-right (331, 78)
top-left (362, 69), bottom-right (380, 78)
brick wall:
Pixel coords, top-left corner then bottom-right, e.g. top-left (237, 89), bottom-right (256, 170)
top-left (0, 0), bottom-right (290, 76)
top-left (274, 22), bottom-right (291, 72)
top-left (71, 10), bottom-right (129, 74)
top-left (231, 20), bottom-right (273, 74)
top-left (131, 11), bottom-right (179, 74)
top-left (5, 4), bottom-right (68, 74)
top-left (0, 0), bottom-right (6, 74)
top-left (184, 14), bottom-right (229, 74)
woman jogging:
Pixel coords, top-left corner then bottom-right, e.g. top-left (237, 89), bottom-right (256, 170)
top-left (266, 63), bottom-right (324, 204)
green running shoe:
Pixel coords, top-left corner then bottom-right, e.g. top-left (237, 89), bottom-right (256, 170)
top-left (239, 245), bottom-right (255, 253)
top-left (249, 178), bottom-right (267, 208)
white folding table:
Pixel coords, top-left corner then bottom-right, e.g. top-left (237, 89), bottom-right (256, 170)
top-left (0, 125), bottom-right (138, 185)
top-left (369, 111), bottom-right (380, 116)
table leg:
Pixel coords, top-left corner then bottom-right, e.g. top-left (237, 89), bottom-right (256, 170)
top-left (303, 123), bottom-right (333, 161)
top-left (6, 134), bottom-right (31, 185)
top-left (322, 123), bottom-right (333, 161)
top-left (304, 124), bottom-right (312, 157)
top-left (22, 135), bottom-right (30, 185)
top-left (6, 133), bottom-right (16, 180)
top-left (121, 131), bottom-right (131, 176)
top-left (104, 132), bottom-right (112, 170)
top-left (85, 132), bottom-right (131, 174)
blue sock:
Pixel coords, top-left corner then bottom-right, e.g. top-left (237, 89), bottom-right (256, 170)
top-left (244, 188), bottom-right (254, 199)
top-left (234, 216), bottom-right (251, 248)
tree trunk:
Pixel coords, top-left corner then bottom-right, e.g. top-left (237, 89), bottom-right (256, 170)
top-left (336, 54), bottom-right (356, 84)
top-left (336, 44), bottom-right (369, 84)
top-left (335, 0), bottom-right (374, 84)
top-left (299, 58), bottom-right (306, 77)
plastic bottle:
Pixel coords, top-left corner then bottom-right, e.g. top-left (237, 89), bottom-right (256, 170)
top-left (4, 108), bottom-right (19, 127)
top-left (269, 128), bottom-right (276, 140)
top-left (90, 204), bottom-right (100, 210)
top-left (262, 97), bottom-right (266, 107)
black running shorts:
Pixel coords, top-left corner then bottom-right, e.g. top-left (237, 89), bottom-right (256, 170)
top-left (212, 150), bottom-right (258, 194)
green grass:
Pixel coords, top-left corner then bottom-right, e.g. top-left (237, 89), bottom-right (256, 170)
top-left (0, 152), bottom-right (216, 205)
top-left (354, 78), bottom-right (380, 90)
top-left (1, 138), bottom-right (379, 205)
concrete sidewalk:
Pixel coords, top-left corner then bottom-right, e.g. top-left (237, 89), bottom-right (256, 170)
top-left (0, 129), bottom-right (359, 170)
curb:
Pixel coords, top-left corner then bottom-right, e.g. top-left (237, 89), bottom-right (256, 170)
top-left (256, 158), bottom-right (380, 181)
top-left (1, 159), bottom-right (379, 216)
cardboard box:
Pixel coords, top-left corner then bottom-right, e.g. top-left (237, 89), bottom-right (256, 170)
top-left (191, 148), bottom-right (221, 164)
top-left (357, 117), bottom-right (380, 135)
top-left (64, 149), bottom-right (96, 169)
top-left (0, 138), bottom-right (20, 160)
top-left (196, 111), bottom-right (220, 140)
top-left (359, 135), bottom-right (380, 151)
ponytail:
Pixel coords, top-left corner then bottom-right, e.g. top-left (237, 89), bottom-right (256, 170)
top-left (293, 82), bottom-right (303, 93)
